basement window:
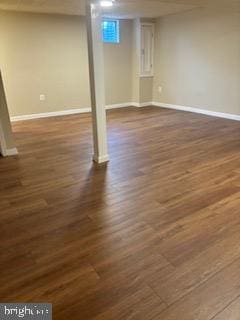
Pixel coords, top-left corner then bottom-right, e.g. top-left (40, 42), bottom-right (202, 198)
top-left (102, 19), bottom-right (120, 43)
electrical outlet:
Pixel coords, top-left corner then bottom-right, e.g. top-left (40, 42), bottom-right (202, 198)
top-left (40, 94), bottom-right (46, 101)
top-left (158, 86), bottom-right (162, 94)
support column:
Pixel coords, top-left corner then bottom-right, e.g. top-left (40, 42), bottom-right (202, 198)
top-left (0, 71), bottom-right (17, 157)
top-left (86, 0), bottom-right (109, 164)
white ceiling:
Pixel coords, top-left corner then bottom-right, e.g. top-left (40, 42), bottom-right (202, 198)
top-left (0, 0), bottom-right (239, 18)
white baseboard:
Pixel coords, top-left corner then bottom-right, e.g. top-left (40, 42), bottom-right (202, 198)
top-left (10, 101), bottom-right (240, 122)
top-left (131, 102), bottom-right (152, 108)
top-left (130, 102), bottom-right (140, 107)
top-left (152, 102), bottom-right (240, 122)
top-left (106, 102), bottom-right (132, 110)
top-left (11, 108), bottom-right (91, 122)
top-left (107, 102), bottom-right (152, 108)
top-left (93, 154), bottom-right (109, 164)
top-left (139, 102), bottom-right (153, 107)
top-left (11, 103), bottom-right (135, 122)
top-left (6, 148), bottom-right (18, 156)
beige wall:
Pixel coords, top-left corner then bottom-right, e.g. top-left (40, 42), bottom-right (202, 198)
top-left (104, 19), bottom-right (133, 105)
top-left (2, 8), bottom-right (239, 117)
top-left (140, 77), bottom-right (153, 103)
top-left (0, 10), bottom-right (133, 117)
top-left (153, 7), bottom-right (240, 115)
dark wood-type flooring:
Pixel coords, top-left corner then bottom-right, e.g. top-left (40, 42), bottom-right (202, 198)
top-left (1, 106), bottom-right (240, 319)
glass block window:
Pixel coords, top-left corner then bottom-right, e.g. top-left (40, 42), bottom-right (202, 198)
top-left (102, 19), bottom-right (120, 44)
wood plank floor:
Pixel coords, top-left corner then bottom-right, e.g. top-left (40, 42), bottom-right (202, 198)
top-left (1, 106), bottom-right (240, 319)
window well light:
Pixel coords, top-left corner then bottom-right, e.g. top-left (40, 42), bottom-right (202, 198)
top-left (101, 1), bottom-right (114, 7)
